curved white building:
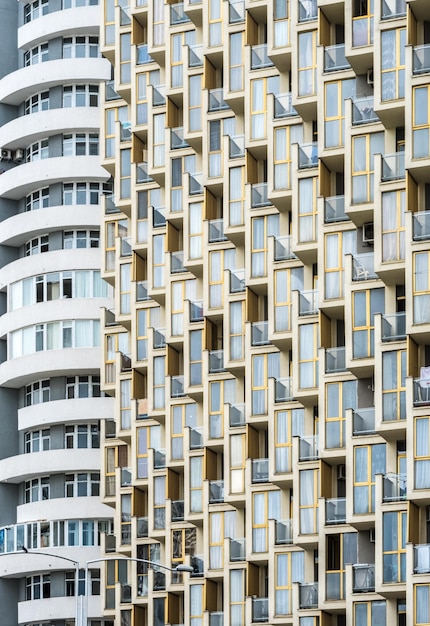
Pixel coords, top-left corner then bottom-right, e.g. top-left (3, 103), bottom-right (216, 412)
top-left (0, 2), bottom-right (114, 625)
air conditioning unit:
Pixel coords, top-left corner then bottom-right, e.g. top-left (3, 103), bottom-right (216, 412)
top-left (0, 149), bottom-right (12, 161)
top-left (369, 528), bottom-right (376, 543)
top-left (367, 69), bottom-right (374, 86)
top-left (337, 464), bottom-right (346, 480)
top-left (13, 149), bottom-right (24, 163)
top-left (362, 222), bottom-right (374, 243)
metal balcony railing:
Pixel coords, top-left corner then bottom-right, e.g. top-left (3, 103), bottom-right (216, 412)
top-left (251, 44), bottom-right (274, 69)
top-left (120, 121), bottom-right (132, 142)
top-left (171, 251), bottom-right (186, 273)
top-left (171, 375), bottom-right (185, 398)
top-left (170, 2), bottom-right (190, 24)
top-left (275, 377), bottom-right (293, 403)
top-left (152, 84), bottom-right (166, 106)
top-left (209, 613), bottom-right (224, 626)
top-left (299, 290), bottom-right (318, 316)
top-left (171, 127), bottom-right (189, 150)
top-left (353, 407), bottom-right (375, 435)
top-left (352, 96), bottom-right (379, 125)
top-left (274, 93), bottom-right (297, 119)
top-left (299, 436), bottom-right (319, 461)
top-left (383, 473), bottom-right (406, 502)
top-left (171, 499), bottom-right (185, 522)
top-left (188, 44), bottom-right (203, 68)
top-left (137, 162), bottom-right (153, 184)
top-left (413, 211), bottom-right (430, 241)
top-left (191, 555), bottom-right (204, 577)
top-left (326, 498), bottom-right (346, 524)
top-left (299, 583), bottom-right (318, 609)
top-left (209, 218), bottom-right (228, 243)
top-left (298, 0), bottom-right (317, 21)
top-left (414, 545), bottom-right (430, 574)
top-left (252, 458), bottom-right (269, 483)
top-left (121, 583), bottom-right (132, 603)
top-left (381, 312), bottom-right (406, 341)
top-left (229, 403), bottom-right (245, 427)
top-left (209, 480), bottom-right (224, 503)
top-left (153, 449), bottom-right (166, 469)
top-left (382, 0), bottom-right (406, 18)
top-left (209, 350), bottom-right (225, 373)
top-left (136, 280), bottom-right (150, 302)
top-left (137, 517), bottom-right (148, 538)
top-left (251, 182), bottom-right (270, 207)
top-left (298, 142), bottom-right (318, 168)
top-left (121, 467), bottom-right (132, 487)
top-left (353, 564), bottom-right (375, 592)
top-left (230, 269), bottom-right (245, 293)
top-left (208, 88), bottom-right (229, 112)
top-left (275, 520), bottom-right (293, 545)
top-left (413, 378), bottom-right (430, 406)
top-left (153, 206), bottom-right (166, 228)
top-left (106, 80), bottom-right (120, 101)
top-left (381, 153), bottom-right (405, 181)
top-left (229, 135), bottom-right (245, 158)
top-left (324, 44), bottom-right (350, 71)
top-left (325, 347), bottom-right (346, 373)
top-left (137, 44), bottom-right (153, 65)
top-left (352, 253), bottom-right (378, 281)
top-left (251, 321), bottom-right (270, 346)
top-left (190, 300), bottom-right (204, 322)
top-left (324, 195), bottom-right (348, 223)
top-left (153, 328), bottom-right (165, 350)
top-left (228, 0), bottom-right (245, 23)
top-left (230, 538), bottom-right (246, 561)
top-left (252, 598), bottom-right (269, 623)
top-left (413, 44), bottom-right (430, 75)
top-left (189, 172), bottom-right (203, 195)
top-left (189, 426), bottom-right (203, 449)
top-left (120, 236), bottom-right (132, 257)
top-left (105, 533), bottom-right (116, 552)
top-left (274, 235), bottom-right (296, 261)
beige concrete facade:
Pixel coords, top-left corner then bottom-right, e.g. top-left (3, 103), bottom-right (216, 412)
top-left (101, 1), bottom-right (430, 625)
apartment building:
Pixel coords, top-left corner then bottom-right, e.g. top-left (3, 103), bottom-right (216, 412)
top-left (101, 0), bottom-right (430, 625)
top-left (0, 2), bottom-right (115, 626)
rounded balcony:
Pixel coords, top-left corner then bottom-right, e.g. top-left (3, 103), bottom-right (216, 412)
top-left (0, 205), bottom-right (101, 247)
top-left (0, 156), bottom-right (108, 199)
top-left (18, 594), bottom-right (101, 625)
top-left (0, 248), bottom-right (104, 287)
top-left (18, 5), bottom-right (101, 49)
top-left (0, 347), bottom-right (100, 388)
top-left (0, 299), bottom-right (110, 339)
top-left (17, 498), bottom-right (112, 525)
top-left (1, 545), bottom-right (100, 578)
top-left (0, 107), bottom-right (101, 151)
top-left (0, 58), bottom-right (110, 106)
top-left (18, 396), bottom-right (113, 432)
top-left (0, 448), bottom-right (101, 483)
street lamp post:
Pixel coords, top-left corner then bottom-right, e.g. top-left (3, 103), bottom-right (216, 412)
top-left (22, 548), bottom-right (80, 625)
top-left (21, 549), bottom-right (193, 626)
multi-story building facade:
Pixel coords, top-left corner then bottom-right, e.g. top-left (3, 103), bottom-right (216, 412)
top-left (101, 0), bottom-right (430, 625)
top-left (0, 2), bottom-right (114, 626)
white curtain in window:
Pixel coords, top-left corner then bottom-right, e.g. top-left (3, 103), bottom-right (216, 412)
top-left (298, 179), bottom-right (314, 242)
top-left (253, 493), bottom-right (266, 552)
top-left (47, 322), bottom-right (60, 350)
top-left (75, 320), bottom-right (91, 347)
top-left (75, 271), bottom-right (90, 297)
top-left (251, 80), bottom-right (265, 139)
top-left (299, 470), bottom-right (316, 534)
top-left (210, 513), bottom-right (222, 568)
top-left (275, 554), bottom-right (290, 615)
